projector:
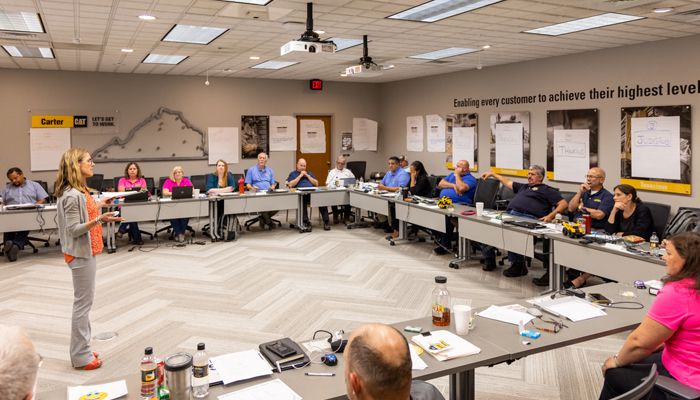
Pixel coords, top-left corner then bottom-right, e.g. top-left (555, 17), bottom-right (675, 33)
top-left (345, 63), bottom-right (383, 77)
top-left (280, 40), bottom-right (336, 56)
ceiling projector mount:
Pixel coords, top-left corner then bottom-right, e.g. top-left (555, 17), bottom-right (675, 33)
top-left (345, 35), bottom-right (384, 77)
top-left (280, 2), bottom-right (336, 56)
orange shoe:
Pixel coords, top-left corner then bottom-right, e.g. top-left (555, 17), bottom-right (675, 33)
top-left (76, 356), bottom-right (102, 370)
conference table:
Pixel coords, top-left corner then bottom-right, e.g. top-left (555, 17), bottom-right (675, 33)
top-left (40, 283), bottom-right (652, 400)
top-left (0, 205), bottom-right (57, 232)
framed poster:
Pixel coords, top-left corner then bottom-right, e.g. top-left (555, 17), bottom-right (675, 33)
top-left (241, 115), bottom-right (269, 159)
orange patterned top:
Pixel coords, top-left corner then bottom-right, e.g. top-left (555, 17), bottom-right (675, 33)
top-left (64, 191), bottom-right (103, 263)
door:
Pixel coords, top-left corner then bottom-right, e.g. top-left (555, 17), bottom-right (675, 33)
top-left (296, 115), bottom-right (332, 185)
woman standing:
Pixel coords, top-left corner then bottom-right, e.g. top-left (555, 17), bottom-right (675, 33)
top-left (599, 231), bottom-right (700, 399)
top-left (116, 162), bottom-right (147, 245)
top-left (162, 166), bottom-right (193, 242)
top-left (55, 148), bottom-right (122, 370)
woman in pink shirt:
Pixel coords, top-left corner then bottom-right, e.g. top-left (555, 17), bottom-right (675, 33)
top-left (600, 231), bottom-right (700, 399)
top-left (116, 162), bottom-right (147, 245)
top-left (162, 166), bottom-right (192, 243)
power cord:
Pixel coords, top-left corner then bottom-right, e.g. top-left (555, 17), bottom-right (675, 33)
top-left (601, 301), bottom-right (645, 310)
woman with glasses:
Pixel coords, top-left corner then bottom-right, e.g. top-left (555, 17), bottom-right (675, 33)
top-left (116, 162), bottom-right (147, 245)
top-left (55, 148), bottom-right (122, 370)
top-left (162, 166), bottom-right (193, 243)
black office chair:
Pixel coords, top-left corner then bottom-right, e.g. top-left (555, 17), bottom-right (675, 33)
top-left (560, 190), bottom-right (577, 203)
top-left (610, 363), bottom-right (657, 400)
top-left (145, 177), bottom-right (156, 196)
top-left (191, 174), bottom-right (207, 192)
top-left (472, 178), bottom-right (500, 209)
top-left (346, 161), bottom-right (366, 181)
top-left (645, 201), bottom-right (671, 240)
top-left (244, 181), bottom-right (283, 231)
top-left (494, 185), bottom-right (514, 210)
top-left (86, 174), bottom-right (103, 193)
top-left (427, 175), bottom-right (443, 198)
top-left (232, 173), bottom-right (244, 188)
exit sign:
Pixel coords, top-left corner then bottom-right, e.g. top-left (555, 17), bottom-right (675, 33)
top-left (310, 79), bottom-right (323, 91)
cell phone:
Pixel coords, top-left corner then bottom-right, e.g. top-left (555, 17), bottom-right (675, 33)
top-left (461, 210), bottom-right (476, 215)
top-left (266, 341), bottom-right (296, 358)
top-left (589, 293), bottom-right (611, 304)
top-left (111, 211), bottom-right (120, 217)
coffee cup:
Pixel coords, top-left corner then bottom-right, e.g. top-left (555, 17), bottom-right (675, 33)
top-left (475, 202), bottom-right (484, 216)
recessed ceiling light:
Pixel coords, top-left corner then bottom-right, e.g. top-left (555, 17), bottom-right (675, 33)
top-left (138, 14), bottom-right (156, 21)
top-left (653, 7), bottom-right (674, 13)
top-left (314, 30), bottom-right (325, 34)
top-left (223, 68), bottom-right (233, 72)
top-left (0, 11), bottom-right (45, 33)
top-left (2, 45), bottom-right (54, 58)
top-left (121, 48), bottom-right (134, 53)
top-left (524, 13), bottom-right (644, 36)
top-left (482, 44), bottom-right (491, 49)
top-left (162, 24), bottom-right (228, 45)
top-left (409, 47), bottom-right (479, 60)
top-left (249, 56), bottom-right (260, 60)
top-left (326, 37), bottom-right (364, 51)
top-left (340, 73), bottom-right (348, 77)
top-left (251, 60), bottom-right (298, 70)
top-left (215, 0), bottom-right (273, 5)
top-left (388, 0), bottom-right (503, 22)
top-left (142, 54), bottom-right (188, 65)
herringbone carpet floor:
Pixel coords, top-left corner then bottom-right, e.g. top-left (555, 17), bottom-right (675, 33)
top-left (0, 218), bottom-right (626, 399)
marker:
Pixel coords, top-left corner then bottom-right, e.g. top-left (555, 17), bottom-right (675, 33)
top-left (305, 372), bottom-right (335, 377)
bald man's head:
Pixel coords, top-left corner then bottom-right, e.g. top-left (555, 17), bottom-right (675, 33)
top-left (345, 324), bottom-right (412, 400)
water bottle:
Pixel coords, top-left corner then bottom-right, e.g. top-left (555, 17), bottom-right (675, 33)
top-left (432, 276), bottom-right (451, 327)
top-left (192, 343), bottom-right (209, 398)
top-left (140, 347), bottom-right (157, 400)
top-left (650, 232), bottom-right (659, 256)
top-left (238, 177), bottom-right (245, 194)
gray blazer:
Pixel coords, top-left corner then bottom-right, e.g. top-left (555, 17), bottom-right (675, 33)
top-left (57, 188), bottom-right (94, 259)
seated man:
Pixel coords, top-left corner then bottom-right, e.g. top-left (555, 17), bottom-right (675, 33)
top-left (345, 323), bottom-right (445, 400)
top-left (434, 160), bottom-right (477, 255)
top-left (287, 158), bottom-right (330, 231)
top-left (399, 155), bottom-right (410, 173)
top-left (0, 324), bottom-right (41, 400)
top-left (244, 152), bottom-right (278, 229)
top-left (377, 156), bottom-right (410, 233)
top-left (480, 165), bottom-right (567, 279)
top-left (563, 167), bottom-right (615, 288)
top-left (324, 156), bottom-right (355, 224)
top-left (2, 167), bottom-right (49, 262)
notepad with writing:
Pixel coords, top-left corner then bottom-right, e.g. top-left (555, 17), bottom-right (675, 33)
top-left (411, 330), bottom-right (481, 361)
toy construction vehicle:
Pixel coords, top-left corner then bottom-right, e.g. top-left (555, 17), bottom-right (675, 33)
top-left (562, 221), bottom-right (585, 238)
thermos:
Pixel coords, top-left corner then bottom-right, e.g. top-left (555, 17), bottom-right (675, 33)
top-left (238, 177), bottom-right (245, 194)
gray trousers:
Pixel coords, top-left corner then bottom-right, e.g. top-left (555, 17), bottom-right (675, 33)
top-left (68, 256), bottom-right (96, 367)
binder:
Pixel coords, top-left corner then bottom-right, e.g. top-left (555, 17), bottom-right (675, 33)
top-left (258, 338), bottom-right (310, 372)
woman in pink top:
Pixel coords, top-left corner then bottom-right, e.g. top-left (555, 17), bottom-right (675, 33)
top-left (116, 162), bottom-right (147, 245)
top-left (162, 165), bottom-right (192, 243)
top-left (600, 231), bottom-right (700, 399)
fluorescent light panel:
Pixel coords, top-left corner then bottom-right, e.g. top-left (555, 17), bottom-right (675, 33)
top-left (409, 47), bottom-right (478, 60)
top-left (0, 11), bottom-right (45, 33)
top-left (525, 13), bottom-right (644, 36)
top-left (251, 60), bottom-right (298, 70)
top-left (327, 37), bottom-right (363, 51)
top-left (216, 0), bottom-right (273, 5)
top-left (388, 0), bottom-right (502, 22)
top-left (162, 24), bottom-right (228, 45)
top-left (2, 45), bottom-right (54, 58)
top-left (142, 54), bottom-right (188, 64)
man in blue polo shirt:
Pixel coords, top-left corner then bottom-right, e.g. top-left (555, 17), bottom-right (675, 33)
top-left (245, 152), bottom-right (278, 229)
top-left (480, 165), bottom-right (568, 277)
top-left (2, 167), bottom-right (49, 262)
top-left (434, 160), bottom-right (477, 255)
top-left (287, 158), bottom-right (330, 232)
top-left (376, 156), bottom-right (410, 233)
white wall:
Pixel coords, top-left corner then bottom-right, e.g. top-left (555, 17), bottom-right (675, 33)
top-left (378, 34), bottom-right (700, 211)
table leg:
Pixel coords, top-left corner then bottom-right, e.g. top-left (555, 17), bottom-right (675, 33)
top-left (450, 369), bottom-right (475, 400)
top-left (209, 201), bottom-right (218, 242)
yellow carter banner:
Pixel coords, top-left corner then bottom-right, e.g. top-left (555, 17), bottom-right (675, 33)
top-left (31, 115), bottom-right (74, 128)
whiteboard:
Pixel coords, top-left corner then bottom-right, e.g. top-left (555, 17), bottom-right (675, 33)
top-left (495, 123), bottom-right (523, 170)
top-left (353, 118), bottom-right (377, 151)
top-left (452, 126), bottom-right (475, 167)
top-left (30, 128), bottom-right (71, 171)
top-left (631, 116), bottom-right (680, 180)
top-left (208, 127), bottom-right (239, 165)
top-left (553, 129), bottom-right (589, 182)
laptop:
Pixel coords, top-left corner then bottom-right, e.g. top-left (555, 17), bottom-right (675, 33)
top-left (296, 186), bottom-right (317, 192)
top-left (123, 191), bottom-right (149, 203)
top-left (171, 186), bottom-right (193, 199)
top-left (340, 178), bottom-right (356, 187)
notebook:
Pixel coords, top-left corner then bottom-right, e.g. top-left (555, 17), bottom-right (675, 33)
top-left (171, 186), bottom-right (193, 199)
top-left (411, 330), bottom-right (481, 361)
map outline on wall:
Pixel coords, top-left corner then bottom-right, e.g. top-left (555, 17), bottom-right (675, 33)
top-left (92, 106), bottom-right (207, 163)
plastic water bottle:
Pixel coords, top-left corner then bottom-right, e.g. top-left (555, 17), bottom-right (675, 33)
top-left (192, 343), bottom-right (209, 398)
top-left (140, 347), bottom-right (157, 400)
top-left (650, 232), bottom-right (659, 256)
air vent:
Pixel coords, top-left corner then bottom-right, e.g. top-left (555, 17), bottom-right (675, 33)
top-left (428, 59), bottom-right (453, 64)
top-left (0, 31), bottom-right (38, 38)
top-left (52, 42), bottom-right (103, 51)
top-left (665, 8), bottom-right (700, 21)
top-left (677, 8), bottom-right (700, 16)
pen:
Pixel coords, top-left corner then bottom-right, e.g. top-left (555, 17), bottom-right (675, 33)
top-left (305, 372), bottom-right (335, 377)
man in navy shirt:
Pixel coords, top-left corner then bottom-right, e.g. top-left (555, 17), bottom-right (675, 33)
top-left (287, 158), bottom-right (330, 232)
top-left (245, 152), bottom-right (278, 229)
top-left (2, 167), bottom-right (49, 261)
top-left (480, 166), bottom-right (568, 278)
top-left (434, 160), bottom-right (477, 255)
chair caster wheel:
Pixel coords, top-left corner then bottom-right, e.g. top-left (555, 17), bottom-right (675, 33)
top-left (449, 262), bottom-right (460, 269)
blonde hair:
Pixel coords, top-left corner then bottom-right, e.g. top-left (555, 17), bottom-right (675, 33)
top-left (169, 166), bottom-right (185, 182)
top-left (55, 148), bottom-right (90, 197)
top-left (214, 159), bottom-right (229, 187)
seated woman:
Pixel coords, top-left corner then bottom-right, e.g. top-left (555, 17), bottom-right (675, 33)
top-left (567, 184), bottom-right (655, 288)
top-left (599, 231), bottom-right (700, 399)
top-left (116, 162), bottom-right (146, 245)
top-left (206, 159), bottom-right (236, 235)
top-left (388, 161), bottom-right (431, 240)
top-left (162, 166), bottom-right (193, 243)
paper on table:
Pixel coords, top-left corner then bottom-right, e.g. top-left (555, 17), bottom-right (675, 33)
top-left (210, 350), bottom-right (273, 385)
top-left (100, 191), bottom-right (138, 199)
top-left (544, 298), bottom-right (606, 322)
top-left (409, 344), bottom-right (427, 370)
top-left (255, 191), bottom-right (268, 196)
top-left (68, 380), bottom-right (127, 400)
top-left (477, 305), bottom-right (535, 325)
top-left (218, 379), bottom-right (301, 400)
